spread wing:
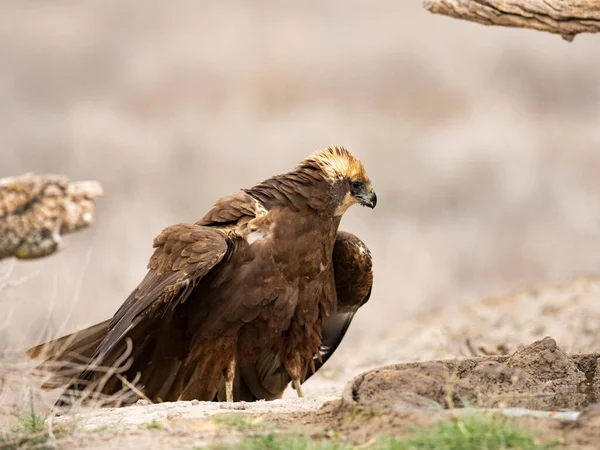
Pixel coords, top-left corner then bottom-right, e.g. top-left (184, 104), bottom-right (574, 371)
top-left (88, 224), bottom-right (230, 371)
top-left (27, 192), bottom-right (264, 407)
top-left (30, 223), bottom-right (232, 404)
top-left (227, 231), bottom-right (373, 401)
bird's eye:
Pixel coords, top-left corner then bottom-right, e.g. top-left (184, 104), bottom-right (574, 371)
top-left (350, 180), bottom-right (363, 191)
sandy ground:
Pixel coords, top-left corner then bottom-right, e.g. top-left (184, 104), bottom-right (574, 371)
top-left (2, 274), bottom-right (600, 448)
top-left (347, 275), bottom-right (600, 374)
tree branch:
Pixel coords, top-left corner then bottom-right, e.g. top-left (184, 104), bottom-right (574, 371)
top-left (423, 0), bottom-right (600, 42)
top-left (0, 174), bottom-right (103, 260)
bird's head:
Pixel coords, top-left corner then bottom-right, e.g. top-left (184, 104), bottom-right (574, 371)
top-left (302, 146), bottom-right (377, 216)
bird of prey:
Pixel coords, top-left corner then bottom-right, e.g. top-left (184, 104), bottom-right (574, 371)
top-left (26, 146), bottom-right (376, 407)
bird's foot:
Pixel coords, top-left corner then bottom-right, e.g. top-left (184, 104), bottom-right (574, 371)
top-left (224, 357), bottom-right (236, 403)
top-left (293, 379), bottom-right (304, 398)
top-left (226, 380), bottom-right (234, 403)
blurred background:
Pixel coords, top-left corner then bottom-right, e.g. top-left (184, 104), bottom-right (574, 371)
top-left (2, 1), bottom-right (600, 377)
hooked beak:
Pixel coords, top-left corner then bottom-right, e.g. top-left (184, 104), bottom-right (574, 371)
top-left (357, 192), bottom-right (377, 209)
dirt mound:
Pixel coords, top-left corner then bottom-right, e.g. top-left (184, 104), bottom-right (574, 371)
top-left (340, 337), bottom-right (600, 412)
top-left (348, 363), bottom-right (449, 410)
top-left (506, 336), bottom-right (586, 387)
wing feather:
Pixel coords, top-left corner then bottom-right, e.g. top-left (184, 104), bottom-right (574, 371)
top-left (91, 224), bottom-right (230, 370)
top-left (196, 191), bottom-right (259, 226)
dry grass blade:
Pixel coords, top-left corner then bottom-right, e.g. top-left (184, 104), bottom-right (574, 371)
top-left (1, 336), bottom-right (150, 423)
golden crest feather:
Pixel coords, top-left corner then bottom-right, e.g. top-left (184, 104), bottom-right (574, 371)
top-left (301, 146), bottom-right (368, 182)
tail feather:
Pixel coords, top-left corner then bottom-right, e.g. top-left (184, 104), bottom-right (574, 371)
top-left (27, 313), bottom-right (193, 410)
top-left (26, 319), bottom-right (111, 361)
top-left (53, 318), bottom-right (158, 408)
top-left (27, 320), bottom-right (111, 391)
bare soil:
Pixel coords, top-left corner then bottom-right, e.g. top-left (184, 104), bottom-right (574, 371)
top-left (3, 276), bottom-right (600, 448)
top-left (29, 336), bottom-right (596, 449)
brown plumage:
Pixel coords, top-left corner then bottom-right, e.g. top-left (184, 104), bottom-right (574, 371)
top-left (223, 231), bottom-right (373, 401)
top-left (26, 146), bottom-right (376, 408)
